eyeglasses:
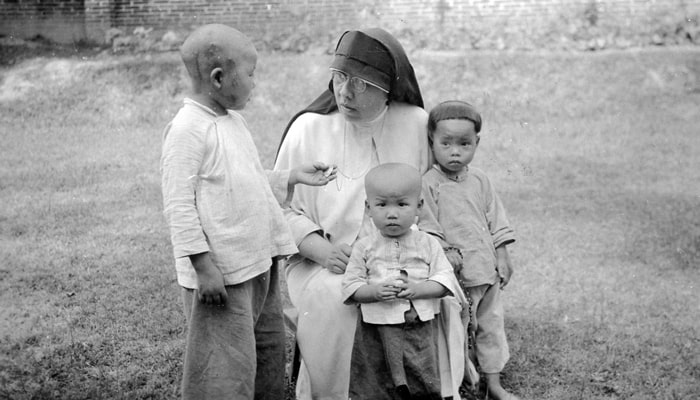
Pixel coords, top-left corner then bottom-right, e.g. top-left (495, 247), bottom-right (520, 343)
top-left (330, 69), bottom-right (388, 94)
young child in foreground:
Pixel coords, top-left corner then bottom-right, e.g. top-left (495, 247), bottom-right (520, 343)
top-left (418, 100), bottom-right (518, 400)
top-left (341, 163), bottom-right (461, 400)
top-left (160, 24), bottom-right (336, 400)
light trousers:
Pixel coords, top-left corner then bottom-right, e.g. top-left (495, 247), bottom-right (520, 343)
top-left (464, 283), bottom-right (510, 374)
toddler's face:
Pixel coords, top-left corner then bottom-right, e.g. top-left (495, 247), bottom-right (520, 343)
top-left (431, 119), bottom-right (479, 174)
top-left (366, 189), bottom-right (422, 238)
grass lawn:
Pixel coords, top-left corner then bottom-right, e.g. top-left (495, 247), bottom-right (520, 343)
top-left (1, 45), bottom-right (699, 399)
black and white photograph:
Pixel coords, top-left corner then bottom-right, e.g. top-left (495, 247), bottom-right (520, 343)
top-left (1, 1), bottom-right (699, 399)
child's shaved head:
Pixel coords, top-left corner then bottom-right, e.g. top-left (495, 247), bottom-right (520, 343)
top-left (365, 163), bottom-right (422, 200)
top-left (179, 24), bottom-right (258, 112)
top-left (180, 24), bottom-right (254, 87)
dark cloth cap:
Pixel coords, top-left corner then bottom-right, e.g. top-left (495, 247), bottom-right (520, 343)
top-left (428, 100), bottom-right (482, 133)
top-left (330, 31), bottom-right (394, 91)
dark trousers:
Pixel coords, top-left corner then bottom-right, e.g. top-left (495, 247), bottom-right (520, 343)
top-left (349, 307), bottom-right (442, 400)
top-left (180, 263), bottom-right (285, 400)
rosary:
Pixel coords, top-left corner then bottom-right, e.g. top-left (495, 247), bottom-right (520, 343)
top-left (332, 115), bottom-right (385, 191)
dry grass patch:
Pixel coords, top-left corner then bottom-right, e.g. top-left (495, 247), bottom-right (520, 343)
top-left (1, 46), bottom-right (699, 399)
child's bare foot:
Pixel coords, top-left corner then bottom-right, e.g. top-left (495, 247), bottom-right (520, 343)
top-left (484, 373), bottom-right (520, 400)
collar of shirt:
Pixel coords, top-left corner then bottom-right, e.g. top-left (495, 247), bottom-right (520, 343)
top-left (368, 224), bottom-right (417, 245)
top-left (184, 98), bottom-right (245, 121)
top-left (432, 164), bottom-right (469, 182)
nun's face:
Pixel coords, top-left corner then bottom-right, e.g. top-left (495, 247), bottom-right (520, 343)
top-left (332, 72), bottom-right (389, 122)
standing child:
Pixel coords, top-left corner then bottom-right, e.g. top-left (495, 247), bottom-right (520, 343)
top-left (418, 100), bottom-right (519, 400)
top-left (160, 24), bottom-right (335, 400)
top-left (341, 163), bottom-right (462, 400)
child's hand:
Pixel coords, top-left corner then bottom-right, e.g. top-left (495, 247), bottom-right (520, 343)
top-left (395, 269), bottom-right (416, 299)
top-left (495, 245), bottom-right (514, 289)
top-left (351, 282), bottom-right (401, 303)
top-left (369, 283), bottom-right (402, 301)
top-left (290, 162), bottom-right (337, 187)
top-left (396, 283), bottom-right (418, 299)
top-left (190, 252), bottom-right (228, 306)
top-left (397, 280), bottom-right (448, 300)
top-left (444, 247), bottom-right (463, 274)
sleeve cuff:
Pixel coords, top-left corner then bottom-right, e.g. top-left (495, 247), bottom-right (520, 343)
top-left (172, 241), bottom-right (211, 259)
top-left (428, 273), bottom-right (457, 297)
top-left (341, 282), bottom-right (365, 304)
top-left (493, 231), bottom-right (516, 249)
top-left (287, 213), bottom-right (323, 246)
top-left (266, 169), bottom-right (292, 205)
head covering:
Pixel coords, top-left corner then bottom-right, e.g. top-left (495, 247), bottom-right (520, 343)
top-left (330, 30), bottom-right (394, 91)
top-left (428, 100), bottom-right (482, 134)
top-left (276, 28), bottom-right (423, 155)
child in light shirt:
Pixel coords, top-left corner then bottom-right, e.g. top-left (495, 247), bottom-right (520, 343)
top-left (342, 163), bottom-right (461, 400)
top-left (419, 100), bottom-right (518, 400)
top-left (160, 24), bottom-right (335, 400)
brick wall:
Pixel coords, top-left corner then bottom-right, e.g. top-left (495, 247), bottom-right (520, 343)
top-left (104, 0), bottom-right (362, 36)
top-left (0, 0), bottom-right (87, 43)
top-left (372, 0), bottom-right (700, 28)
top-left (1, 0), bottom-right (699, 44)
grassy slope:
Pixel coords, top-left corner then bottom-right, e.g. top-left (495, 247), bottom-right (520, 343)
top-left (0, 47), bottom-right (699, 399)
